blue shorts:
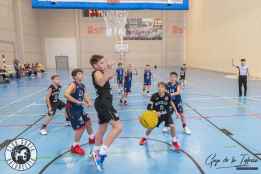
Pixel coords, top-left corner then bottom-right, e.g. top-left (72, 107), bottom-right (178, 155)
top-left (124, 86), bottom-right (131, 93)
top-left (124, 82), bottom-right (131, 93)
top-left (144, 80), bottom-right (151, 86)
top-left (66, 108), bottom-right (90, 130)
top-left (174, 101), bottom-right (184, 114)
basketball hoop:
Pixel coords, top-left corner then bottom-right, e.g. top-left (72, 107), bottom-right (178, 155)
top-left (103, 10), bottom-right (128, 37)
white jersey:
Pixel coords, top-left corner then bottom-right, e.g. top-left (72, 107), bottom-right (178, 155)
top-left (238, 65), bottom-right (248, 76)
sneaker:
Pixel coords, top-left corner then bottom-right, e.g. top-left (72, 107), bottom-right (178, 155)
top-left (120, 99), bottom-right (123, 104)
top-left (88, 137), bottom-right (95, 145)
top-left (139, 137), bottom-right (147, 145)
top-left (92, 151), bottom-right (103, 172)
top-left (171, 141), bottom-right (181, 151)
top-left (184, 126), bottom-right (191, 135)
top-left (40, 129), bottom-right (48, 135)
top-left (124, 100), bottom-right (128, 105)
top-left (71, 145), bottom-right (85, 156)
top-left (65, 121), bottom-right (71, 127)
top-left (162, 127), bottom-right (170, 133)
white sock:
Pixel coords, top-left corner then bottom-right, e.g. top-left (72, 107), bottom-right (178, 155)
top-left (89, 134), bottom-right (95, 139)
top-left (93, 145), bottom-right (101, 152)
top-left (172, 137), bottom-right (177, 143)
top-left (73, 142), bottom-right (80, 147)
top-left (99, 145), bottom-right (108, 156)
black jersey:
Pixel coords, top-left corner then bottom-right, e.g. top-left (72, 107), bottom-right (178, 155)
top-left (92, 70), bottom-right (112, 97)
top-left (48, 84), bottom-right (61, 104)
top-left (147, 92), bottom-right (173, 115)
top-left (180, 67), bottom-right (186, 76)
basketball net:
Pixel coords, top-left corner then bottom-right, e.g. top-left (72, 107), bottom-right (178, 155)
top-left (103, 8), bottom-right (128, 60)
top-left (103, 10), bottom-right (127, 38)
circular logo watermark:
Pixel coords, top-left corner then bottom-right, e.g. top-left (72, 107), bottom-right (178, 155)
top-left (5, 138), bottom-right (37, 171)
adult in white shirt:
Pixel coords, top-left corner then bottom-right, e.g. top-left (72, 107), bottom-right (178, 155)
top-left (232, 58), bottom-right (249, 97)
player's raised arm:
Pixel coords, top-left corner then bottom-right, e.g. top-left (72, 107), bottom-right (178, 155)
top-left (232, 59), bottom-right (238, 68)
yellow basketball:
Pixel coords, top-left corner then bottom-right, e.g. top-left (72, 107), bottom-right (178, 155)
top-left (139, 110), bottom-right (159, 129)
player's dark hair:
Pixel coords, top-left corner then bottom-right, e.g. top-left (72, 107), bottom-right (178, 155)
top-left (51, 74), bottom-right (60, 80)
top-left (71, 68), bottom-right (83, 77)
top-left (241, 58), bottom-right (246, 62)
top-left (146, 64), bottom-right (150, 67)
top-left (118, 62), bottom-right (123, 66)
top-left (90, 54), bottom-right (104, 66)
top-left (170, 72), bottom-right (178, 76)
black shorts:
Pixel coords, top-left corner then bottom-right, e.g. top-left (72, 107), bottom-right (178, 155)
top-left (94, 96), bottom-right (120, 124)
top-left (180, 75), bottom-right (185, 80)
top-left (174, 102), bottom-right (184, 114)
top-left (48, 100), bottom-right (65, 116)
top-left (66, 108), bottom-right (90, 130)
top-left (157, 113), bottom-right (174, 127)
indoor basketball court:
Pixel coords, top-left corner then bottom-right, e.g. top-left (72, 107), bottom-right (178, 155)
top-left (0, 0), bottom-right (261, 174)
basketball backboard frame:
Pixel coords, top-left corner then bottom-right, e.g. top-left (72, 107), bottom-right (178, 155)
top-left (32, 0), bottom-right (189, 10)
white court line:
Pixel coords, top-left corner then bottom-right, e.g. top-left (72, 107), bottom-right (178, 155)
top-left (184, 96), bottom-right (258, 101)
top-left (0, 103), bottom-right (36, 123)
top-left (0, 88), bottom-right (46, 110)
top-left (246, 97), bottom-right (261, 102)
top-left (6, 108), bottom-right (145, 117)
top-left (191, 105), bottom-right (244, 111)
top-left (31, 99), bottom-right (149, 106)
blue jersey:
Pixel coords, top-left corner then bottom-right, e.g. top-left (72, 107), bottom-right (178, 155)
top-left (167, 82), bottom-right (182, 104)
top-left (116, 68), bottom-right (124, 79)
top-left (69, 82), bottom-right (85, 111)
top-left (124, 71), bottom-right (132, 89)
top-left (144, 70), bottom-right (152, 84)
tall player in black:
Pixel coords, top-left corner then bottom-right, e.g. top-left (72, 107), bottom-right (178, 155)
top-left (90, 55), bottom-right (122, 171)
top-left (40, 74), bottom-right (69, 135)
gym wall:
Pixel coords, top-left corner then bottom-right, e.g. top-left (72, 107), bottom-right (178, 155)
top-left (38, 9), bottom-right (186, 69)
top-left (1, 0), bottom-right (186, 69)
top-left (0, 0), bottom-right (16, 64)
top-left (0, 0), bottom-right (42, 65)
top-left (187, 0), bottom-right (261, 77)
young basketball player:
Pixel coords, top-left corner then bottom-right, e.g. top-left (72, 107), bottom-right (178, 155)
top-left (90, 55), bottom-right (122, 171)
top-left (163, 72), bottom-right (191, 134)
top-left (40, 74), bottom-right (69, 135)
top-left (143, 64), bottom-right (152, 96)
top-left (64, 68), bottom-right (95, 156)
top-left (139, 82), bottom-right (181, 151)
top-left (116, 62), bottom-right (124, 94)
top-left (180, 64), bottom-right (186, 88)
top-left (120, 64), bottom-right (133, 105)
